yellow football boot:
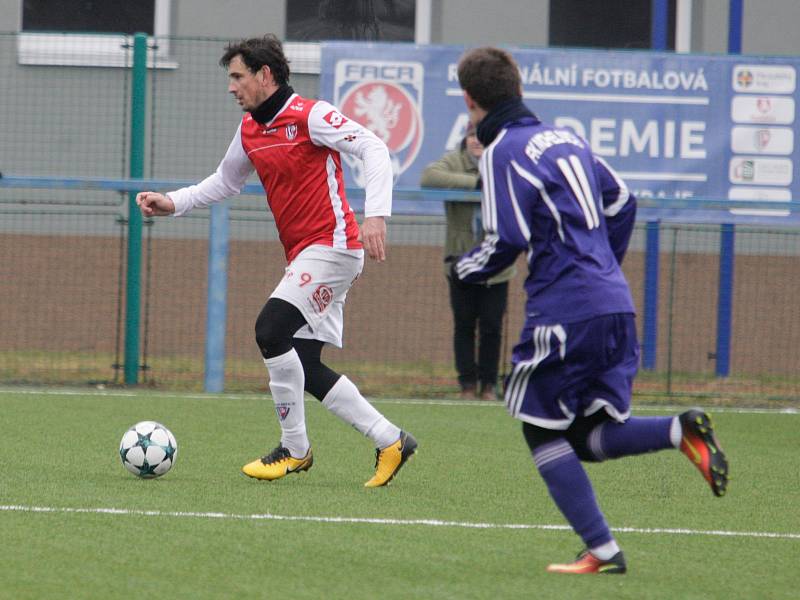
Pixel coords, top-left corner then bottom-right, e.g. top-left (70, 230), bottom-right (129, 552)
top-left (242, 445), bottom-right (313, 481)
top-left (364, 431), bottom-right (417, 488)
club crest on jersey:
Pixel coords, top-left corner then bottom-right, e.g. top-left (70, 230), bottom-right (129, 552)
top-left (311, 284), bottom-right (334, 313)
top-left (334, 59), bottom-right (424, 184)
top-left (285, 124), bottom-right (298, 140)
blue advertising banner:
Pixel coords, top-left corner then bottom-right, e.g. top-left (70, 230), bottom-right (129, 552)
top-left (320, 43), bottom-right (798, 216)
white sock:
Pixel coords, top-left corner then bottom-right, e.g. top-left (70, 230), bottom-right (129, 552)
top-left (264, 349), bottom-right (308, 458)
top-left (669, 416), bottom-right (682, 448)
top-left (590, 539), bottom-right (620, 560)
top-left (322, 376), bottom-right (400, 449)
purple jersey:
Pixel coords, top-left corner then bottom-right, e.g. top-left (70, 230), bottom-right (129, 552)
top-left (455, 117), bottom-right (636, 330)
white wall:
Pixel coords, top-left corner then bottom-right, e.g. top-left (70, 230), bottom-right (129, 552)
top-left (172, 0), bottom-right (286, 38)
top-left (691, 0), bottom-right (800, 55)
top-left (1, 0), bottom-right (800, 55)
top-left (742, 0), bottom-right (800, 55)
top-left (435, 0), bottom-right (549, 46)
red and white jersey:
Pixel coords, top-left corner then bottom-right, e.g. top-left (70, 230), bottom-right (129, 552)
top-left (168, 93), bottom-right (393, 263)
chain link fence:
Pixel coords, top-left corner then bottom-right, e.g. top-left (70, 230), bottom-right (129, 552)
top-left (2, 33), bottom-right (799, 403)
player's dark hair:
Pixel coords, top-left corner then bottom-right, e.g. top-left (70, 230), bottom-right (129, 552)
top-left (457, 47), bottom-right (522, 111)
top-left (220, 34), bottom-right (291, 86)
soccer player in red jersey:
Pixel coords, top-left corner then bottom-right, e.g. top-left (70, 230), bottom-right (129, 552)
top-left (137, 35), bottom-right (416, 488)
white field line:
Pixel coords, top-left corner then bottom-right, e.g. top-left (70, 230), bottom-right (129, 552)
top-left (1, 504), bottom-right (798, 540)
top-left (1, 387), bottom-right (797, 415)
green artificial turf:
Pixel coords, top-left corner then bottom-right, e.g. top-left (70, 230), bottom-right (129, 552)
top-left (1, 389), bottom-right (798, 599)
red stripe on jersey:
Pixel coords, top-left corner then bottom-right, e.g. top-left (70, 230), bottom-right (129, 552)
top-left (240, 95), bottom-right (361, 263)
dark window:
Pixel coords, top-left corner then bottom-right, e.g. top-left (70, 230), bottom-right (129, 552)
top-left (549, 0), bottom-right (676, 50)
top-left (22, 0), bottom-right (156, 35)
top-left (286, 0), bottom-right (415, 42)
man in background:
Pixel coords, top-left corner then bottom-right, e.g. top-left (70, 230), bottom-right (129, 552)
top-left (421, 122), bottom-right (514, 400)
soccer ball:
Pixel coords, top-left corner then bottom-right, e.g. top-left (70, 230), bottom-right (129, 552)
top-left (119, 421), bottom-right (178, 478)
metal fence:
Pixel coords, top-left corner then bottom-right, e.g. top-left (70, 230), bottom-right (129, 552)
top-left (4, 198), bottom-right (800, 402)
top-left (2, 33), bottom-right (800, 402)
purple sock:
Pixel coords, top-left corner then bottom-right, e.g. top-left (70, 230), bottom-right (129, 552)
top-left (533, 439), bottom-right (612, 548)
top-left (588, 416), bottom-right (674, 460)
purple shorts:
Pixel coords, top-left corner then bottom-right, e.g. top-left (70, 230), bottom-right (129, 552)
top-left (504, 313), bottom-right (639, 430)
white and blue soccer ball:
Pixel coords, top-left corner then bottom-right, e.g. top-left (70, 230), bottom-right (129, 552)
top-left (119, 421), bottom-right (178, 478)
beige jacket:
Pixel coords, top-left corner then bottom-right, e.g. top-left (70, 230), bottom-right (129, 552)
top-left (420, 147), bottom-right (516, 284)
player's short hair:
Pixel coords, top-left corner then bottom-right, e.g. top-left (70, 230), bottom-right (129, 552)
top-left (457, 47), bottom-right (521, 111)
top-left (220, 34), bottom-right (291, 86)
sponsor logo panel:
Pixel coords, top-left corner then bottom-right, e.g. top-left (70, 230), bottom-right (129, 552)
top-left (730, 96), bottom-right (795, 124)
top-left (729, 157), bottom-right (793, 186)
top-left (728, 186), bottom-right (792, 217)
top-left (732, 65), bottom-right (796, 94)
top-left (728, 187), bottom-right (792, 201)
top-left (730, 126), bottom-right (794, 155)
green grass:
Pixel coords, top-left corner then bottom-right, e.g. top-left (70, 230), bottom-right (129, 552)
top-left (0, 351), bottom-right (460, 396)
top-left (1, 389), bottom-right (798, 599)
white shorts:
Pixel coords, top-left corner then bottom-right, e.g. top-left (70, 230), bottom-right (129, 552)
top-left (270, 245), bottom-right (364, 348)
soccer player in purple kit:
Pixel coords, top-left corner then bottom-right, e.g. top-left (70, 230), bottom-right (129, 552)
top-left (452, 46), bottom-right (729, 574)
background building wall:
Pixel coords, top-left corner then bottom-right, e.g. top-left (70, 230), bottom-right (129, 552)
top-left (0, 0), bottom-right (17, 30)
top-left (0, 1), bottom-right (797, 52)
top-left (1, 0), bottom-right (798, 187)
top-left (433, 0), bottom-right (548, 45)
top-left (693, 0), bottom-right (729, 54)
top-left (2, 1), bottom-right (800, 396)
top-left (741, 0), bottom-right (800, 55)
top-left (171, 0), bottom-right (286, 38)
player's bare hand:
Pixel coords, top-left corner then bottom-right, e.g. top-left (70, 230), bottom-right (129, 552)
top-left (359, 216), bottom-right (387, 262)
top-left (136, 191), bottom-right (175, 217)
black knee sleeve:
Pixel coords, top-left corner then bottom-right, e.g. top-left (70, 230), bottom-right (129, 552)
top-left (565, 413), bottom-right (609, 462)
top-left (522, 421), bottom-right (562, 452)
top-left (522, 414), bottom-right (607, 461)
top-left (293, 338), bottom-right (341, 401)
top-left (254, 298), bottom-right (307, 359)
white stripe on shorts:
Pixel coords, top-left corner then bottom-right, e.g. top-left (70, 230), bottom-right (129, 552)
top-left (505, 324), bottom-right (566, 419)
